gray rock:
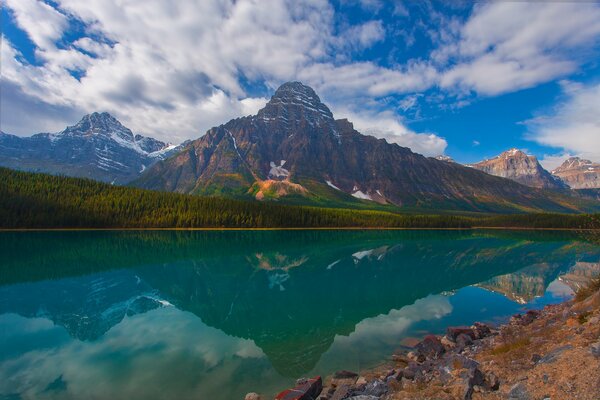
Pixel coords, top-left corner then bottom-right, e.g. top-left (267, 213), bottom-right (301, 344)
top-left (537, 345), bottom-right (573, 364)
top-left (508, 382), bottom-right (530, 400)
top-left (359, 379), bottom-right (388, 397)
top-left (591, 341), bottom-right (600, 358)
top-left (244, 393), bottom-right (261, 400)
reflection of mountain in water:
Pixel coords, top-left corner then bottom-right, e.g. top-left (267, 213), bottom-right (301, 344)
top-left (477, 263), bottom-right (569, 304)
top-left (477, 259), bottom-right (600, 303)
top-left (559, 261), bottom-right (600, 292)
top-left (0, 230), bottom-right (598, 376)
top-left (0, 270), bottom-right (168, 341)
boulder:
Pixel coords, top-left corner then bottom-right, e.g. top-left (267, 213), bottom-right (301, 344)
top-left (415, 335), bottom-right (446, 359)
top-left (447, 326), bottom-right (476, 341)
top-left (275, 376), bottom-right (323, 400)
top-left (245, 393), bottom-right (261, 400)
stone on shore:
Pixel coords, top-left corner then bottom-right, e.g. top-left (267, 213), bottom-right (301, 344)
top-left (275, 376), bottom-right (322, 400)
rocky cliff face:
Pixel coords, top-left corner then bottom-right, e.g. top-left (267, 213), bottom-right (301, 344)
top-left (0, 112), bottom-right (179, 184)
top-left (136, 82), bottom-right (586, 213)
top-left (469, 149), bottom-right (566, 190)
top-left (552, 157), bottom-right (600, 189)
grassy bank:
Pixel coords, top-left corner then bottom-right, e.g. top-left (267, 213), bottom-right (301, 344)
top-left (1, 168), bottom-right (599, 229)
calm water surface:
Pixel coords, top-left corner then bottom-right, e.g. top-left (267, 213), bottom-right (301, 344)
top-left (0, 230), bottom-right (599, 399)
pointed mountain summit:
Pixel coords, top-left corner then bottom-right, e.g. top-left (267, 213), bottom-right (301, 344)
top-left (0, 112), bottom-right (179, 184)
top-left (552, 157), bottom-right (600, 189)
top-left (469, 148), bottom-right (566, 190)
top-left (135, 82), bottom-right (589, 213)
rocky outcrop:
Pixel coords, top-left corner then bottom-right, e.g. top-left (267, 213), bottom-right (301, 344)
top-left (469, 148), bottom-right (566, 190)
top-left (136, 82), bottom-right (587, 213)
top-left (264, 285), bottom-right (600, 400)
top-left (552, 157), bottom-right (600, 189)
top-left (0, 112), bottom-right (179, 184)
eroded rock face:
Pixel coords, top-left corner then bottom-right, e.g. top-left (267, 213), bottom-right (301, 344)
top-left (0, 113), bottom-right (179, 184)
top-left (135, 82), bottom-right (584, 213)
top-left (469, 148), bottom-right (566, 190)
top-left (552, 157), bottom-right (600, 189)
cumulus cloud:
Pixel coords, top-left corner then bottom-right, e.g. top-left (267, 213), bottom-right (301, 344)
top-left (2, 0), bottom-right (600, 156)
top-left (528, 81), bottom-right (600, 165)
top-left (439, 2), bottom-right (600, 95)
top-left (333, 107), bottom-right (447, 156)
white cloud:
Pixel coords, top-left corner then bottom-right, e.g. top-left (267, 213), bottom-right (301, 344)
top-left (439, 2), bottom-right (600, 95)
top-left (528, 81), bottom-right (600, 164)
top-left (2, 0), bottom-right (600, 147)
top-left (4, 0), bottom-right (68, 50)
top-left (1, 0), bottom-right (421, 142)
top-left (333, 107), bottom-right (447, 156)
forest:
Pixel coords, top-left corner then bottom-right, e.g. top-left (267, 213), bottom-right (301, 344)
top-left (1, 168), bottom-right (599, 230)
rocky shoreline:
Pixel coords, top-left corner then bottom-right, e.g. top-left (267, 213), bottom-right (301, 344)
top-left (247, 286), bottom-right (600, 400)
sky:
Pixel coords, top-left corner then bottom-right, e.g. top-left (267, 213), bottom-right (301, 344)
top-left (1, 0), bottom-right (600, 168)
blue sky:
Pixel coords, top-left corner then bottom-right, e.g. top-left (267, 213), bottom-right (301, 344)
top-left (1, 0), bottom-right (600, 168)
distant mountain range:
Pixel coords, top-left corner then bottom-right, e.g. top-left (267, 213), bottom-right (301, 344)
top-left (1, 82), bottom-right (599, 212)
top-left (552, 157), bottom-right (600, 189)
top-left (468, 148), bottom-right (567, 190)
top-left (0, 112), bottom-right (181, 184)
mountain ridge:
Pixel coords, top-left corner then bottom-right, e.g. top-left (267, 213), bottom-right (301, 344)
top-left (135, 82), bottom-right (592, 213)
top-left (0, 112), bottom-right (180, 184)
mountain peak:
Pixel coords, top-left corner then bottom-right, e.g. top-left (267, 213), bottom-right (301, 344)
top-left (552, 156), bottom-right (599, 189)
top-left (257, 81), bottom-right (335, 125)
top-left (470, 148), bottom-right (565, 189)
top-left (555, 157), bottom-right (593, 172)
top-left (500, 148), bottom-right (527, 158)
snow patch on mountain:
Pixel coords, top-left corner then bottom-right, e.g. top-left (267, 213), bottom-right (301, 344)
top-left (326, 180), bottom-right (341, 190)
top-left (351, 185), bottom-right (373, 200)
top-left (269, 160), bottom-right (289, 179)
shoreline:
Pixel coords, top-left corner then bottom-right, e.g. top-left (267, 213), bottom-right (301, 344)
top-left (267, 287), bottom-right (600, 400)
top-left (1, 227), bottom-right (599, 232)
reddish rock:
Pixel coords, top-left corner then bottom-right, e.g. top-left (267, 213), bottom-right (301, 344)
top-left (415, 335), bottom-right (446, 359)
top-left (447, 326), bottom-right (476, 341)
top-left (275, 376), bottom-right (323, 400)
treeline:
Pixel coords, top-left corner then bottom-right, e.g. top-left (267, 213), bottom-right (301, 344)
top-left (0, 168), bottom-right (598, 229)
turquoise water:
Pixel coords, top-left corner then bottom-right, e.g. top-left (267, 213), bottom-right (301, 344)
top-left (0, 230), bottom-right (598, 399)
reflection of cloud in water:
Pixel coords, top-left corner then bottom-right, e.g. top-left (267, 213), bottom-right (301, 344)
top-left (546, 279), bottom-right (574, 297)
top-left (313, 295), bottom-right (452, 372)
top-left (0, 307), bottom-right (272, 400)
top-left (339, 295), bottom-right (452, 344)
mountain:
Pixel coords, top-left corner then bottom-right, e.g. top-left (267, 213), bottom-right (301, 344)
top-left (468, 148), bottom-right (566, 190)
top-left (0, 112), bottom-right (179, 184)
top-left (552, 157), bottom-right (600, 189)
top-left (136, 82), bottom-right (589, 213)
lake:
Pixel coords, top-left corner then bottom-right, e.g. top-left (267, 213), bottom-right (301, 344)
top-left (1, 230), bottom-right (599, 399)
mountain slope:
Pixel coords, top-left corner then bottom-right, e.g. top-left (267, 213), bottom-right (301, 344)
top-left (136, 82), bottom-right (593, 213)
top-left (552, 157), bottom-right (600, 189)
top-left (0, 112), bottom-right (179, 184)
top-left (469, 149), bottom-right (566, 190)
